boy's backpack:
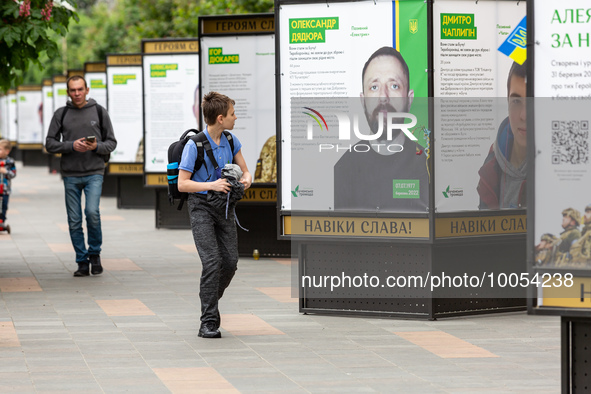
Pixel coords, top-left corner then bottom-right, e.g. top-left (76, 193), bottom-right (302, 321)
top-left (59, 105), bottom-right (110, 162)
top-left (167, 128), bottom-right (234, 210)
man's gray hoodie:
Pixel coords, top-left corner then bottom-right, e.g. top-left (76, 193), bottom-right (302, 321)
top-left (45, 99), bottom-right (117, 177)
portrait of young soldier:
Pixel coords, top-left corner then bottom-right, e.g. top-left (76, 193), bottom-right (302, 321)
top-left (333, 46), bottom-right (429, 212)
top-left (477, 61), bottom-right (527, 210)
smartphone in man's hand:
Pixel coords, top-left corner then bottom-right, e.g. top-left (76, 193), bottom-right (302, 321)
top-left (85, 136), bottom-right (96, 143)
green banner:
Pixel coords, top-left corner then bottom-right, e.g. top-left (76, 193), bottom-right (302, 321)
top-left (289, 17), bottom-right (339, 44)
top-left (397, 0), bottom-right (429, 149)
top-left (208, 48), bottom-right (239, 64)
top-left (150, 64), bottom-right (179, 78)
top-left (440, 13), bottom-right (477, 40)
top-left (113, 75), bottom-right (137, 85)
top-left (393, 179), bottom-right (421, 199)
top-left (90, 79), bottom-right (106, 89)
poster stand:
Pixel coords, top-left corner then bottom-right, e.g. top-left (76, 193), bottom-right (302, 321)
top-left (289, 213), bottom-right (526, 319)
top-left (195, 13), bottom-right (289, 257)
top-left (278, 0), bottom-right (528, 318)
top-left (141, 37), bottom-right (200, 220)
top-left (103, 55), bottom-right (152, 206)
top-left (524, 0), bottom-right (591, 389)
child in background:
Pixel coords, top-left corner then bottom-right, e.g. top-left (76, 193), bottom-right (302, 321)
top-left (0, 139), bottom-right (17, 225)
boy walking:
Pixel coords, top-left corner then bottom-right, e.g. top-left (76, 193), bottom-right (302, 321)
top-left (178, 92), bottom-right (252, 338)
top-left (0, 139), bottom-right (17, 225)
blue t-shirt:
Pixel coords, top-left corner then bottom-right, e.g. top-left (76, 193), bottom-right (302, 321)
top-left (179, 128), bottom-right (242, 194)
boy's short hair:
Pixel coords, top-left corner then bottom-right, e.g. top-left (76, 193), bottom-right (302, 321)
top-left (507, 61), bottom-right (526, 97)
top-left (201, 92), bottom-right (235, 126)
top-left (0, 139), bottom-right (12, 150)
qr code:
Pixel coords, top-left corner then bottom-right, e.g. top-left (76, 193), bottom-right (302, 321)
top-left (551, 120), bottom-right (589, 164)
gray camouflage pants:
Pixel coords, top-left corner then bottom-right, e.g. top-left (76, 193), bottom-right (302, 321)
top-left (187, 193), bottom-right (238, 328)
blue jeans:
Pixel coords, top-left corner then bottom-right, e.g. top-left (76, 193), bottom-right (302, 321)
top-left (63, 175), bottom-right (103, 263)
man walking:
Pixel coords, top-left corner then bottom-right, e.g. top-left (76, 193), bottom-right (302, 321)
top-left (45, 76), bottom-right (117, 277)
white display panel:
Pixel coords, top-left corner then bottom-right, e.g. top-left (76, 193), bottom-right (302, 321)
top-left (533, 0), bottom-right (591, 269)
top-left (16, 90), bottom-right (43, 144)
top-left (7, 93), bottom-right (17, 142)
top-left (42, 85), bottom-right (54, 142)
top-left (107, 66), bottom-right (143, 163)
top-left (143, 53), bottom-right (199, 173)
top-left (279, 0), bottom-right (430, 213)
top-left (86, 71), bottom-right (108, 110)
top-left (279, 0), bottom-right (394, 211)
top-left (52, 82), bottom-right (68, 110)
top-left (201, 35), bottom-right (275, 174)
top-left (433, 0), bottom-right (526, 212)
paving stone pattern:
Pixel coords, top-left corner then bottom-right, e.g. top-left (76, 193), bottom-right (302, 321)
top-left (0, 165), bottom-right (560, 393)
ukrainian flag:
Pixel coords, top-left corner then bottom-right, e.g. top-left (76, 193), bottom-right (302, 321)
top-left (498, 16), bottom-right (527, 65)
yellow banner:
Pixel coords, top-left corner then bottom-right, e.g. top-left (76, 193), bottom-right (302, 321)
top-left (107, 55), bottom-right (142, 66)
top-left (85, 63), bottom-right (106, 72)
top-left (242, 187), bottom-right (276, 202)
top-left (145, 173), bottom-right (167, 186)
top-left (67, 70), bottom-right (84, 78)
top-left (435, 215), bottom-right (526, 238)
top-left (143, 40), bottom-right (199, 54)
top-left (17, 143), bottom-right (43, 150)
top-left (541, 276), bottom-right (591, 309)
top-left (109, 164), bottom-right (143, 174)
top-left (285, 216), bottom-right (429, 238)
top-left (202, 17), bottom-right (275, 34)
top-left (17, 85), bottom-right (42, 92)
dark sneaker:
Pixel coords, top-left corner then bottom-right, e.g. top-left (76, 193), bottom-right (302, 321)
top-left (73, 262), bottom-right (90, 277)
top-left (198, 324), bottom-right (222, 338)
top-left (90, 255), bottom-right (103, 275)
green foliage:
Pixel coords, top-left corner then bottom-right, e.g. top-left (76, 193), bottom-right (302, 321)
top-left (0, 0), bottom-right (78, 93)
top-left (16, 0), bottom-right (275, 84)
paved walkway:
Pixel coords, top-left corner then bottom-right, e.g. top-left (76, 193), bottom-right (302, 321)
top-left (0, 165), bottom-right (560, 393)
